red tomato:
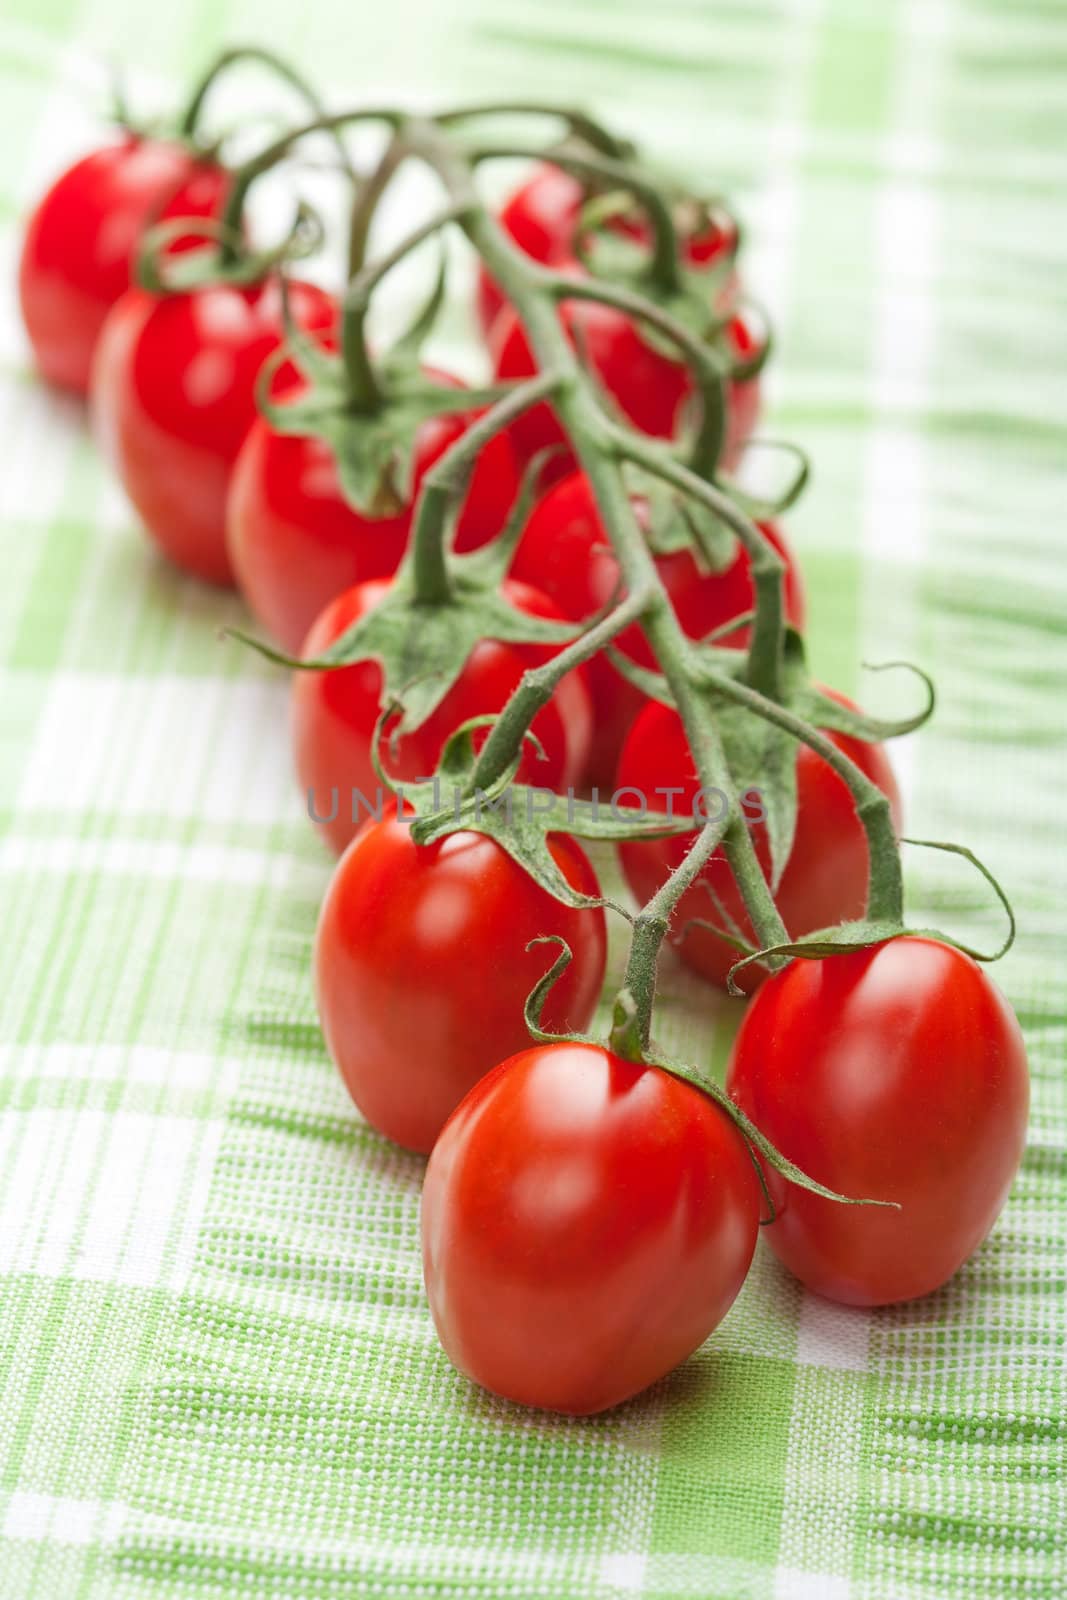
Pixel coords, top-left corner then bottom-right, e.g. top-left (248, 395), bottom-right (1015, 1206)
top-left (90, 277), bottom-right (336, 585)
top-left (293, 576), bottom-right (592, 855)
top-left (476, 164), bottom-right (737, 336)
top-left (476, 165), bottom-right (585, 334)
top-left (226, 371), bottom-right (520, 654)
top-left (727, 938), bottom-right (1029, 1305)
top-left (315, 815), bottom-right (607, 1152)
top-left (19, 136), bottom-right (228, 396)
top-left (616, 694), bottom-right (902, 994)
top-left (422, 1041), bottom-right (761, 1413)
top-left (510, 471), bottom-right (806, 784)
top-left (491, 300), bottom-right (760, 478)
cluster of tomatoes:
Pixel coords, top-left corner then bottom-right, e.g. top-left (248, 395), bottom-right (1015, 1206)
top-left (19, 92), bottom-right (1030, 1417)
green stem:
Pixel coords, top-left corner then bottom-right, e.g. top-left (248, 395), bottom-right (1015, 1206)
top-left (177, 46), bottom-right (357, 184)
top-left (346, 134), bottom-right (408, 277)
top-left (549, 271), bottom-right (728, 478)
top-left (613, 817), bottom-right (729, 1058)
top-left (470, 588), bottom-right (652, 794)
top-left (340, 201), bottom-right (469, 411)
top-left (696, 664), bottom-right (904, 924)
top-left (613, 429), bottom-right (786, 703)
top-left (407, 121), bottom-right (789, 1026)
top-left (410, 373), bottom-right (560, 605)
top-left (466, 142), bottom-right (684, 295)
top-left (218, 106), bottom-right (405, 262)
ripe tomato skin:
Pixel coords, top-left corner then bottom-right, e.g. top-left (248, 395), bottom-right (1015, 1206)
top-left (18, 137), bottom-right (229, 396)
top-left (226, 371), bottom-right (519, 654)
top-left (616, 695), bottom-right (902, 995)
top-left (490, 301), bottom-right (759, 477)
top-left (422, 1041), bottom-right (761, 1414)
top-left (510, 471), bottom-right (806, 784)
top-left (315, 816), bottom-right (607, 1153)
top-left (293, 577), bottom-right (592, 856)
top-left (90, 277), bottom-right (336, 585)
top-left (726, 938), bottom-right (1029, 1306)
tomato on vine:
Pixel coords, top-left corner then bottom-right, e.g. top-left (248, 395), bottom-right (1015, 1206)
top-left (18, 136), bottom-right (229, 396)
top-left (510, 471), bottom-right (806, 783)
top-left (491, 300), bottom-right (760, 478)
top-left (476, 163), bottom-right (738, 336)
top-left (727, 937), bottom-right (1029, 1305)
top-left (91, 276), bottom-right (336, 585)
top-left (293, 576), bottom-right (592, 856)
top-left (316, 817), bottom-right (607, 1153)
top-left (616, 693), bottom-right (902, 994)
top-left (226, 369), bottom-right (519, 653)
top-left (422, 1041), bottom-right (761, 1413)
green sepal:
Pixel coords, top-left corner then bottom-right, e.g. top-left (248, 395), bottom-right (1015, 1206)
top-left (398, 720), bottom-right (697, 912)
top-left (260, 246), bottom-right (511, 517)
top-left (523, 937), bottom-right (602, 1047)
top-left (725, 838), bottom-right (1014, 992)
top-left (695, 633), bottom-right (935, 889)
top-left (623, 462), bottom-right (737, 568)
top-left (717, 439), bottom-right (811, 521)
top-left (261, 356), bottom-right (512, 519)
top-left (233, 563), bottom-right (581, 735)
top-left (578, 228), bottom-right (738, 359)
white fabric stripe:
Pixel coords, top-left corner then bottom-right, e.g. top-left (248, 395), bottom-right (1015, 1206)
top-left (17, 675), bottom-right (295, 824)
top-left (0, 1043), bottom-right (242, 1093)
top-left (2, 1491), bottom-right (129, 1548)
top-left (0, 1109), bottom-right (222, 1290)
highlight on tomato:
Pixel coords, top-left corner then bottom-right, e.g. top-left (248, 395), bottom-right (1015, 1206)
top-left (727, 937), bottom-right (1029, 1305)
top-left (18, 135), bottom-right (229, 396)
top-left (510, 470), bottom-right (806, 784)
top-left (90, 274), bottom-right (336, 585)
top-left (226, 369), bottom-right (519, 654)
top-left (315, 817), bottom-right (607, 1153)
top-left (292, 576), bottom-right (592, 856)
top-left (616, 693), bottom-right (902, 994)
top-left (421, 1041), bottom-right (761, 1413)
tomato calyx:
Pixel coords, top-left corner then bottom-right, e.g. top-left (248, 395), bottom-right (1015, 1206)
top-left (398, 719), bottom-right (695, 912)
top-left (233, 458), bottom-right (582, 736)
top-left (259, 254), bottom-right (511, 520)
top-left (724, 837), bottom-right (1017, 994)
top-left (615, 631), bottom-right (935, 893)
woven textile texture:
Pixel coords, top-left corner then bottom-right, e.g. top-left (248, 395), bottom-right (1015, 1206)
top-left (1, 0), bottom-right (1064, 1596)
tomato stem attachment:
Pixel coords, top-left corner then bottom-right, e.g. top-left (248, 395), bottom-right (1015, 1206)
top-left (410, 374), bottom-right (561, 605)
top-left (546, 272), bottom-right (729, 478)
top-left (466, 142), bottom-right (685, 295)
top-left (695, 663), bottom-right (905, 926)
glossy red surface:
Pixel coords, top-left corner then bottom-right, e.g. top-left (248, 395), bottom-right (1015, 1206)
top-left (19, 137), bottom-right (228, 395)
top-left (422, 1041), bottom-right (760, 1412)
top-left (315, 817), bottom-right (607, 1152)
top-left (727, 938), bottom-right (1029, 1304)
top-left (90, 277), bottom-right (336, 584)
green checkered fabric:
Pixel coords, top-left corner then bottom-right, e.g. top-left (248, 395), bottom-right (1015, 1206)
top-left (1, 1), bottom-right (1064, 1596)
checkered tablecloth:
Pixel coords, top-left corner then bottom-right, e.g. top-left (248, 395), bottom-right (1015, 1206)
top-left (1, 1), bottom-right (1064, 1596)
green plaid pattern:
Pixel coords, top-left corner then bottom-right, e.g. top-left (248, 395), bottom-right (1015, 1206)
top-left (1, 1), bottom-right (1065, 1596)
